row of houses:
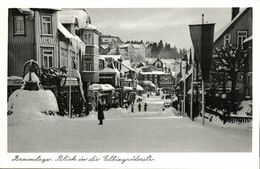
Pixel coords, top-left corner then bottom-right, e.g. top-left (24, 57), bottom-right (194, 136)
top-left (178, 7), bottom-right (252, 117)
top-left (8, 8), bottom-right (141, 108)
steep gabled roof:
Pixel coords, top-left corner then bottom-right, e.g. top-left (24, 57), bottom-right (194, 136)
top-left (58, 14), bottom-right (78, 26)
top-left (214, 8), bottom-right (249, 42)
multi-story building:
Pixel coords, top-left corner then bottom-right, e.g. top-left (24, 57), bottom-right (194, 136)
top-left (57, 11), bottom-right (85, 71)
top-left (214, 7), bottom-right (252, 97)
top-left (8, 8), bottom-right (60, 76)
top-left (119, 43), bottom-right (134, 61)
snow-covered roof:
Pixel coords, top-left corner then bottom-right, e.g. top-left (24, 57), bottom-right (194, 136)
top-left (107, 48), bottom-right (119, 55)
top-left (161, 59), bottom-right (175, 66)
top-left (214, 8), bottom-right (248, 42)
top-left (59, 9), bottom-right (91, 29)
top-left (58, 22), bottom-right (84, 45)
top-left (137, 84), bottom-right (144, 91)
top-left (132, 44), bottom-right (142, 49)
top-left (89, 83), bottom-right (115, 91)
top-left (119, 43), bottom-right (133, 48)
top-left (99, 55), bottom-right (106, 61)
top-left (17, 8), bottom-right (34, 15)
top-left (99, 55), bottom-right (122, 61)
top-left (123, 86), bottom-right (133, 91)
top-left (85, 23), bottom-right (97, 30)
top-left (142, 80), bottom-right (156, 87)
top-left (122, 60), bottom-right (131, 67)
top-left (140, 71), bottom-right (166, 75)
top-left (58, 14), bottom-right (78, 25)
top-left (100, 44), bottom-right (109, 49)
top-left (99, 67), bottom-right (118, 73)
top-left (58, 22), bottom-right (74, 39)
top-left (140, 65), bottom-right (158, 70)
top-left (145, 58), bottom-right (157, 64)
top-left (122, 62), bottom-right (135, 72)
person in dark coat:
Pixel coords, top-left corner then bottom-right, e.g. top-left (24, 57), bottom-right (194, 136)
top-left (131, 103), bottom-right (134, 113)
top-left (97, 101), bottom-right (105, 125)
top-left (144, 103), bottom-right (148, 112)
top-left (138, 103), bottom-right (141, 112)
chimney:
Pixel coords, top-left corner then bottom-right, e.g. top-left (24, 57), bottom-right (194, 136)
top-left (231, 7), bottom-right (240, 20)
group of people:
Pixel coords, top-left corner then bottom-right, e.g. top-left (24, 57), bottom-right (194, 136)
top-left (138, 102), bottom-right (148, 112)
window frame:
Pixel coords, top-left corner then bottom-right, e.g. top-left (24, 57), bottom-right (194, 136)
top-left (83, 33), bottom-right (94, 45)
top-left (42, 49), bottom-right (54, 68)
top-left (223, 34), bottom-right (231, 46)
top-left (99, 60), bottom-right (104, 70)
top-left (237, 30), bottom-right (247, 47)
top-left (83, 58), bottom-right (93, 71)
top-left (41, 15), bottom-right (53, 35)
top-left (13, 15), bottom-right (26, 36)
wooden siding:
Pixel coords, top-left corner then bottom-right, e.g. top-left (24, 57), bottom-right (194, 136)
top-left (8, 9), bottom-right (35, 76)
top-left (8, 43), bottom-right (35, 76)
top-left (34, 10), bottom-right (59, 68)
top-left (214, 8), bottom-right (252, 48)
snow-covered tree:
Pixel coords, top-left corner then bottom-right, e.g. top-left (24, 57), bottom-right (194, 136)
top-left (210, 44), bottom-right (247, 114)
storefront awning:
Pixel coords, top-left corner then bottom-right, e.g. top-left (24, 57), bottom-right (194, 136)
top-left (123, 86), bottom-right (133, 91)
top-left (89, 84), bottom-right (115, 92)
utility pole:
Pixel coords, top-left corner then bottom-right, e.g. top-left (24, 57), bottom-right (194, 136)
top-left (68, 49), bottom-right (72, 118)
top-left (190, 49), bottom-right (194, 121)
top-left (201, 13), bottom-right (205, 125)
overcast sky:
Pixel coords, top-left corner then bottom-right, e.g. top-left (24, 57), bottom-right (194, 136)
top-left (85, 8), bottom-right (232, 49)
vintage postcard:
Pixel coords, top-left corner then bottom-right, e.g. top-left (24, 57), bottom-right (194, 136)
top-left (0, 0), bottom-right (259, 169)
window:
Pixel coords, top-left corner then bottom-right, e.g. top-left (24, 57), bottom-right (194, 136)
top-left (237, 31), bottom-right (247, 47)
top-left (224, 34), bottom-right (231, 46)
top-left (14, 16), bottom-right (25, 35)
top-left (41, 16), bottom-right (52, 35)
top-left (42, 50), bottom-right (53, 68)
top-left (83, 33), bottom-right (93, 45)
top-left (85, 46), bottom-right (94, 54)
top-left (83, 58), bottom-right (93, 71)
top-left (99, 60), bottom-right (104, 70)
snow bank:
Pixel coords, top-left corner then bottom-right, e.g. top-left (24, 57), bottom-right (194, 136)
top-left (8, 89), bottom-right (59, 125)
top-left (235, 100), bottom-right (252, 117)
top-left (196, 115), bottom-right (252, 129)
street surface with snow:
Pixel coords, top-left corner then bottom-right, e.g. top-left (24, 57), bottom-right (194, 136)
top-left (8, 91), bottom-right (252, 152)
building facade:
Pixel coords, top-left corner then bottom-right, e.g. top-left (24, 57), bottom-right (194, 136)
top-left (8, 8), bottom-right (60, 76)
top-left (214, 7), bottom-right (252, 97)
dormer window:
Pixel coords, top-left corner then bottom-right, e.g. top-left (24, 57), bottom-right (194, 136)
top-left (41, 15), bottom-right (52, 35)
top-left (14, 15), bottom-right (25, 35)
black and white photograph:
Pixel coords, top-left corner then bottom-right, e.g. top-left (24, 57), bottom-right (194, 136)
top-left (1, 0), bottom-right (260, 168)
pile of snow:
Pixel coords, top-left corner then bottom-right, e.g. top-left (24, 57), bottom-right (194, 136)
top-left (8, 89), bottom-right (59, 125)
top-left (234, 100), bottom-right (252, 117)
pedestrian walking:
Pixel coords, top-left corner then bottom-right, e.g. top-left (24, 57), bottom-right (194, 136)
top-left (131, 103), bottom-right (134, 113)
top-left (97, 101), bottom-right (105, 125)
top-left (144, 102), bottom-right (148, 112)
top-left (138, 103), bottom-right (141, 112)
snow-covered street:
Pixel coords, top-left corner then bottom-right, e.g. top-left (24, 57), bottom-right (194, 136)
top-left (8, 92), bottom-right (252, 152)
